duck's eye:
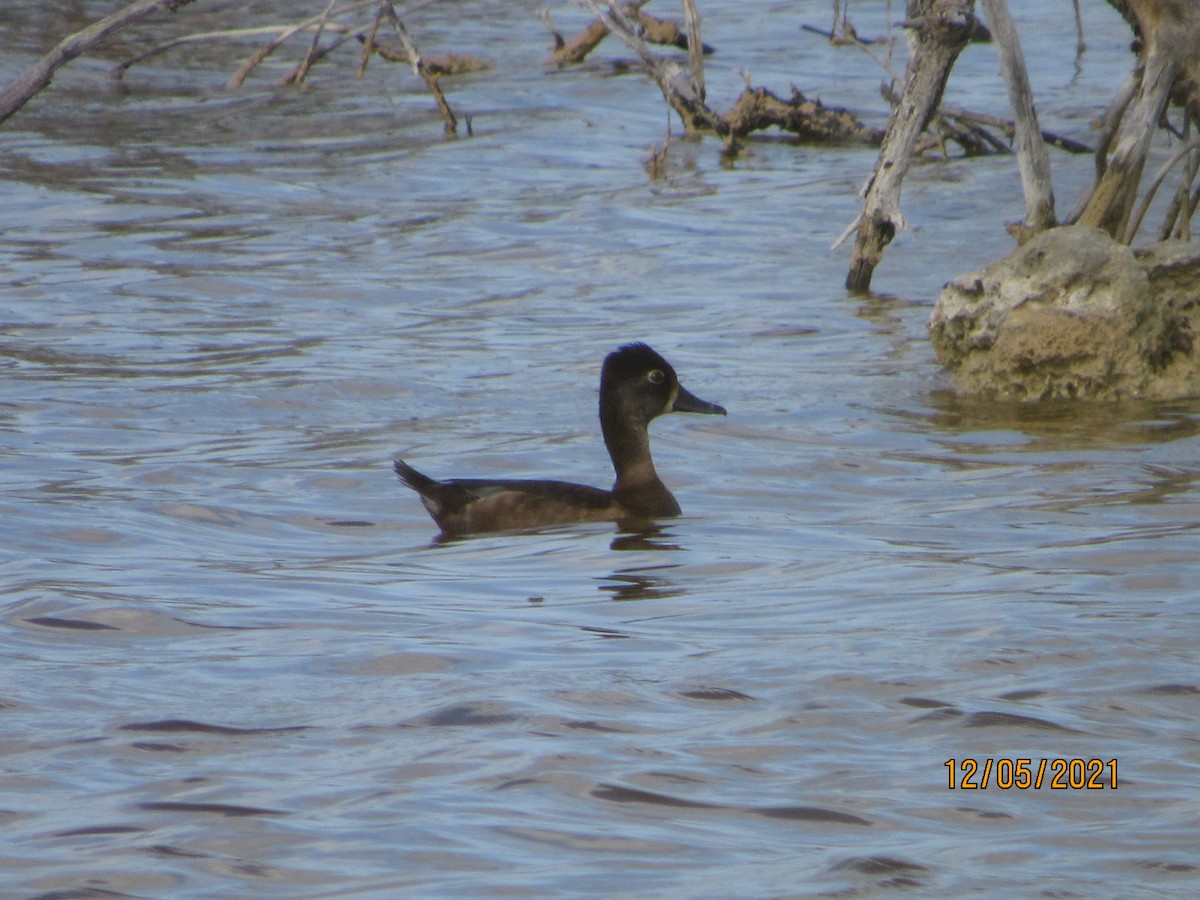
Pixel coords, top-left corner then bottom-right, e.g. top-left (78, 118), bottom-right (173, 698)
top-left (647, 369), bottom-right (665, 385)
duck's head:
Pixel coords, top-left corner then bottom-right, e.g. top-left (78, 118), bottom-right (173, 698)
top-left (600, 342), bottom-right (726, 426)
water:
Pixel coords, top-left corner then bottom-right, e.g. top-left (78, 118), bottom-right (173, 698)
top-left (3, 1), bottom-right (1198, 896)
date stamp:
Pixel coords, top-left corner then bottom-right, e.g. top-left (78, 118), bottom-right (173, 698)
top-left (945, 758), bottom-right (1117, 790)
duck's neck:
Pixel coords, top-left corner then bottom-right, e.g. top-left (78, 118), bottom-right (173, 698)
top-left (601, 407), bottom-right (680, 516)
top-left (602, 412), bottom-right (657, 488)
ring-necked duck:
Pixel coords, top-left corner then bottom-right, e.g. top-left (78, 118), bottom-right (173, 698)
top-left (394, 342), bottom-right (726, 535)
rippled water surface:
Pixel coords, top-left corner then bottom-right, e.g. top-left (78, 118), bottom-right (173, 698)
top-left (3, 1), bottom-right (1199, 896)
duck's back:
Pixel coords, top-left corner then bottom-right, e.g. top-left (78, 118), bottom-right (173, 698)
top-left (395, 460), bottom-right (620, 534)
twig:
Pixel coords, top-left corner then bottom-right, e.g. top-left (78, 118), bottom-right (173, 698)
top-left (1077, 50), bottom-right (1179, 238)
top-left (279, 23), bottom-right (363, 85)
top-left (229, 12), bottom-right (328, 87)
top-left (1071, 0), bottom-right (1086, 56)
top-left (941, 103), bottom-right (1091, 154)
top-left (881, 79), bottom-right (1090, 157)
top-left (380, 0), bottom-right (457, 133)
top-left (226, 0), bottom-right (410, 88)
top-left (580, 0), bottom-right (721, 135)
top-left (0, 0), bottom-right (198, 126)
top-left (800, 23), bottom-right (887, 46)
top-left (110, 24), bottom-right (351, 80)
top-left (1124, 136), bottom-right (1200, 244)
top-left (538, 7), bottom-right (565, 51)
top-left (1161, 113), bottom-right (1199, 240)
top-left (357, 4), bottom-right (386, 76)
top-left (681, 0), bottom-right (705, 101)
top-left (1183, 181), bottom-right (1200, 241)
top-left (293, 0), bottom-right (339, 86)
top-left (545, 2), bottom-right (708, 67)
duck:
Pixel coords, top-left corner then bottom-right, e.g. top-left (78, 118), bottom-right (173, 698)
top-left (394, 342), bottom-right (726, 535)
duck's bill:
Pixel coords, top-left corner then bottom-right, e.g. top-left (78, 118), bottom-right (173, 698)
top-left (673, 384), bottom-right (727, 416)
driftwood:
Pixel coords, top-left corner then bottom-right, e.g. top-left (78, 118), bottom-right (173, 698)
top-left (110, 0), bottom-right (473, 127)
top-left (844, 0), bottom-right (978, 293)
top-left (363, 43), bottom-right (490, 76)
top-left (576, 0), bottom-right (882, 151)
top-left (0, 0), bottom-right (484, 140)
top-left (980, 0), bottom-right (1055, 233)
top-left (934, 102), bottom-right (1090, 156)
top-left (294, 0), bottom-right (340, 85)
top-left (842, 0), bottom-right (1200, 289)
top-left (1073, 0), bottom-right (1200, 242)
top-left (226, 0), bottom-right (423, 88)
top-left (542, 4), bottom-right (711, 68)
top-left (0, 0), bottom-right (198, 125)
top-left (579, 0), bottom-right (720, 136)
top-left (378, 1), bottom-right (457, 133)
top-left (109, 23), bottom-right (353, 81)
top-left (722, 87), bottom-right (884, 146)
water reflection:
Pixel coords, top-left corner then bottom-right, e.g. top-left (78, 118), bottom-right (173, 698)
top-left (610, 521), bottom-right (681, 552)
top-left (916, 389), bottom-right (1200, 449)
top-left (598, 566), bottom-right (684, 602)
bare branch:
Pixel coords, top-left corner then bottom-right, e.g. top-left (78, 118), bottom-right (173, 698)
top-left (980, 0), bottom-right (1055, 231)
top-left (681, 0), bottom-right (705, 101)
top-left (293, 0), bottom-right (340, 86)
top-left (579, 0), bottom-right (721, 135)
top-left (845, 0), bottom-right (978, 292)
top-left (226, 0), bottom-right (418, 88)
top-left (110, 24), bottom-right (353, 80)
top-left (1124, 136), bottom-right (1200, 243)
top-left (358, 4), bottom-right (386, 77)
top-left (0, 0), bottom-right (199, 126)
top-left (380, 0), bottom-right (457, 134)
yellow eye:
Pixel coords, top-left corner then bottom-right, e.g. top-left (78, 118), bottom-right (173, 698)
top-left (647, 369), bottom-right (665, 384)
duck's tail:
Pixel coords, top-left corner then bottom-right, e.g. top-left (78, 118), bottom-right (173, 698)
top-left (393, 459), bottom-right (439, 494)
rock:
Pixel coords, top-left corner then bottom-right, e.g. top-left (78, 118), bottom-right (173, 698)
top-left (928, 225), bottom-right (1200, 400)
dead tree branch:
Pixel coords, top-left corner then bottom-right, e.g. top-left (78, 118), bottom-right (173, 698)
top-left (293, 0), bottom-right (340, 86)
top-left (363, 43), bottom-right (490, 76)
top-left (681, 0), bottom-right (705, 102)
top-left (110, 23), bottom-right (352, 80)
top-left (844, 0), bottom-right (978, 293)
top-left (579, 0), bottom-right (722, 136)
top-left (722, 86), bottom-right (884, 145)
top-left (544, 3), bottom-right (710, 67)
top-left (1126, 136), bottom-right (1200, 243)
top-left (225, 0), bottom-right (435, 88)
top-left (380, 1), bottom-right (457, 133)
top-left (0, 0), bottom-right (198, 126)
top-left (1074, 0), bottom-right (1200, 240)
top-left (980, 0), bottom-right (1055, 233)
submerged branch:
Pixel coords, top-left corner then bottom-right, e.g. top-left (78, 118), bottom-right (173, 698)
top-left (290, 0), bottom-right (339, 86)
top-left (0, 0), bottom-right (198, 125)
top-left (722, 86), bottom-right (884, 145)
top-left (380, 1), bottom-right (457, 133)
top-left (544, 3), bottom-right (711, 67)
top-left (580, 0), bottom-right (721, 136)
top-left (110, 23), bottom-right (351, 80)
top-left (225, 0), bottom-right (436, 88)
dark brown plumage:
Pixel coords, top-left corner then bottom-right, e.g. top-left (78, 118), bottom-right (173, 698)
top-left (394, 343), bottom-right (726, 535)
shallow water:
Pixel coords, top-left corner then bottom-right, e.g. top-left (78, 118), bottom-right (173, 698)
top-left (3, 1), bottom-right (1199, 896)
